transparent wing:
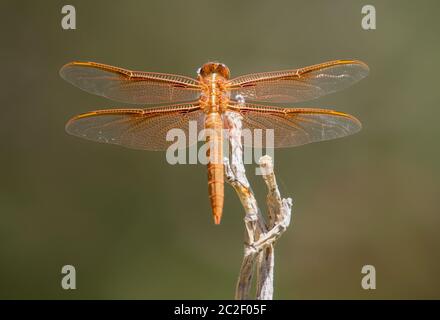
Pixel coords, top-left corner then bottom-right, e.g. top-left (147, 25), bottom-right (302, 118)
top-left (60, 61), bottom-right (202, 104)
top-left (65, 103), bottom-right (205, 151)
top-left (228, 60), bottom-right (369, 104)
top-left (226, 103), bottom-right (361, 148)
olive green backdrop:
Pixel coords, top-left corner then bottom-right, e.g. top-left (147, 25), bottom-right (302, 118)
top-left (1, 0), bottom-right (439, 299)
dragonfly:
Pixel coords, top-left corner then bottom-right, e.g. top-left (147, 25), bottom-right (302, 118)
top-left (60, 59), bottom-right (369, 224)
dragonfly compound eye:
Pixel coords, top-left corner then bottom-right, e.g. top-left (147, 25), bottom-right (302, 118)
top-left (199, 62), bottom-right (230, 79)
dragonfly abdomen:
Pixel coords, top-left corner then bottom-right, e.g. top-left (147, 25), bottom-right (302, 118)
top-left (205, 111), bottom-right (224, 224)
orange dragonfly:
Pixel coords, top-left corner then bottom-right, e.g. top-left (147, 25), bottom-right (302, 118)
top-left (60, 59), bottom-right (369, 224)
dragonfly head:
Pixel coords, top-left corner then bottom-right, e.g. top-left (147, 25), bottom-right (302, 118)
top-left (197, 62), bottom-right (230, 80)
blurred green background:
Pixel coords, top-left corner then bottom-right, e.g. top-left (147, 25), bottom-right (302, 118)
top-left (1, 0), bottom-right (439, 299)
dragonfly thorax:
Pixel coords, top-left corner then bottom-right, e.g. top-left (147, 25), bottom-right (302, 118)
top-left (198, 63), bottom-right (230, 113)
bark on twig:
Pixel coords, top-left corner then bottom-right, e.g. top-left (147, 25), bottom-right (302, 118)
top-left (224, 111), bottom-right (293, 300)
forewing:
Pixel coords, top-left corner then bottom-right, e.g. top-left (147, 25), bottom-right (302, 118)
top-left (60, 61), bottom-right (202, 104)
top-left (228, 60), bottom-right (369, 104)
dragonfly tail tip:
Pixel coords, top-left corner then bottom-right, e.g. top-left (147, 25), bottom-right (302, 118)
top-left (214, 215), bottom-right (221, 225)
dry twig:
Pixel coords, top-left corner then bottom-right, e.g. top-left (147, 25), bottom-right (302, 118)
top-left (224, 111), bottom-right (293, 300)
